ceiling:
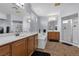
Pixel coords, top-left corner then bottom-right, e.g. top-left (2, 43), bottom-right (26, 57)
top-left (30, 3), bottom-right (61, 16)
top-left (0, 3), bottom-right (61, 17)
top-left (0, 3), bottom-right (25, 17)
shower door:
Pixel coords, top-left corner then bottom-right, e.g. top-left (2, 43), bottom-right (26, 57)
top-left (72, 18), bottom-right (78, 45)
top-left (62, 19), bottom-right (72, 44)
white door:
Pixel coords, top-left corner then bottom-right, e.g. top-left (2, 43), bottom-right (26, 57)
top-left (72, 18), bottom-right (78, 44)
top-left (62, 20), bottom-right (72, 44)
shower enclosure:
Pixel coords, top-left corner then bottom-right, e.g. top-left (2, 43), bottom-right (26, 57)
top-left (61, 13), bottom-right (79, 46)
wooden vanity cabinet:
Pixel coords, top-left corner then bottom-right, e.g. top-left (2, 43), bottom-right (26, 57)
top-left (0, 44), bottom-right (11, 56)
top-left (11, 39), bottom-right (26, 56)
top-left (34, 34), bottom-right (38, 49)
top-left (0, 34), bottom-right (38, 56)
top-left (48, 32), bottom-right (60, 41)
top-left (25, 38), bottom-right (28, 56)
top-left (27, 36), bottom-right (35, 56)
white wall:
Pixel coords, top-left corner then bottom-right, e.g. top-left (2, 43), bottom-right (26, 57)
top-left (57, 15), bottom-right (62, 41)
top-left (23, 15), bottom-right (30, 32)
top-left (0, 12), bottom-right (7, 19)
top-left (38, 16), bottom-right (48, 33)
top-left (60, 3), bottom-right (79, 17)
top-left (10, 14), bottom-right (23, 21)
top-left (38, 16), bottom-right (48, 40)
top-left (23, 4), bottom-right (38, 33)
top-left (78, 12), bottom-right (79, 46)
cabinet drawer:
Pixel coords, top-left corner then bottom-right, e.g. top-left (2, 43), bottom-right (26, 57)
top-left (27, 36), bottom-right (35, 55)
top-left (35, 35), bottom-right (38, 49)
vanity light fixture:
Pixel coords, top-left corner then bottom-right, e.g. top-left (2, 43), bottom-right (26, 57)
top-left (63, 19), bottom-right (72, 24)
top-left (49, 17), bottom-right (56, 21)
top-left (63, 20), bottom-right (69, 24)
top-left (48, 13), bottom-right (58, 21)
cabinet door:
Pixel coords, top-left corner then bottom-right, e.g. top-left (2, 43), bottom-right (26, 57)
top-left (51, 32), bottom-right (56, 40)
top-left (0, 45), bottom-right (10, 56)
top-left (48, 32), bottom-right (60, 41)
top-left (34, 35), bottom-right (38, 49)
top-left (25, 38), bottom-right (28, 56)
top-left (11, 39), bottom-right (26, 56)
top-left (55, 32), bottom-right (60, 40)
top-left (27, 36), bottom-right (34, 56)
top-left (48, 32), bottom-right (53, 40)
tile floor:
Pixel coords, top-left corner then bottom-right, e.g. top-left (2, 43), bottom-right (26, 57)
top-left (37, 41), bottom-right (79, 56)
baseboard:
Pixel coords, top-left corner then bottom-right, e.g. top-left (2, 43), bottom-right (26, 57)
top-left (60, 40), bottom-right (79, 48)
top-left (38, 47), bottom-right (45, 49)
top-left (72, 43), bottom-right (79, 48)
top-left (28, 50), bottom-right (35, 56)
top-left (62, 42), bottom-right (72, 46)
top-left (49, 40), bottom-right (59, 42)
top-left (36, 48), bottom-right (44, 52)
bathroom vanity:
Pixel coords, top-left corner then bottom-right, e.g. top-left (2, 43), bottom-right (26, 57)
top-left (0, 32), bottom-right (38, 56)
top-left (48, 31), bottom-right (60, 41)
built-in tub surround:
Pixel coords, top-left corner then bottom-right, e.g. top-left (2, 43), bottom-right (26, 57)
top-left (0, 32), bottom-right (38, 46)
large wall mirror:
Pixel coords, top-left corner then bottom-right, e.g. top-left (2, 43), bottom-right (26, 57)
top-left (48, 15), bottom-right (58, 31)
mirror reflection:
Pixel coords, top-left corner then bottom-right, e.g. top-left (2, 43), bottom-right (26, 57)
top-left (48, 15), bottom-right (58, 31)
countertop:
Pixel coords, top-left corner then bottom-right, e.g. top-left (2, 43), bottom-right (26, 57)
top-left (0, 32), bottom-right (38, 46)
top-left (48, 30), bottom-right (60, 32)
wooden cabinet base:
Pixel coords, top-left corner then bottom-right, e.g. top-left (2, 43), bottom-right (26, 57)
top-left (48, 32), bottom-right (60, 41)
top-left (0, 34), bottom-right (38, 56)
top-left (11, 39), bottom-right (26, 56)
top-left (28, 50), bottom-right (35, 56)
top-left (0, 45), bottom-right (11, 56)
top-left (34, 35), bottom-right (38, 50)
top-left (27, 36), bottom-right (35, 56)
